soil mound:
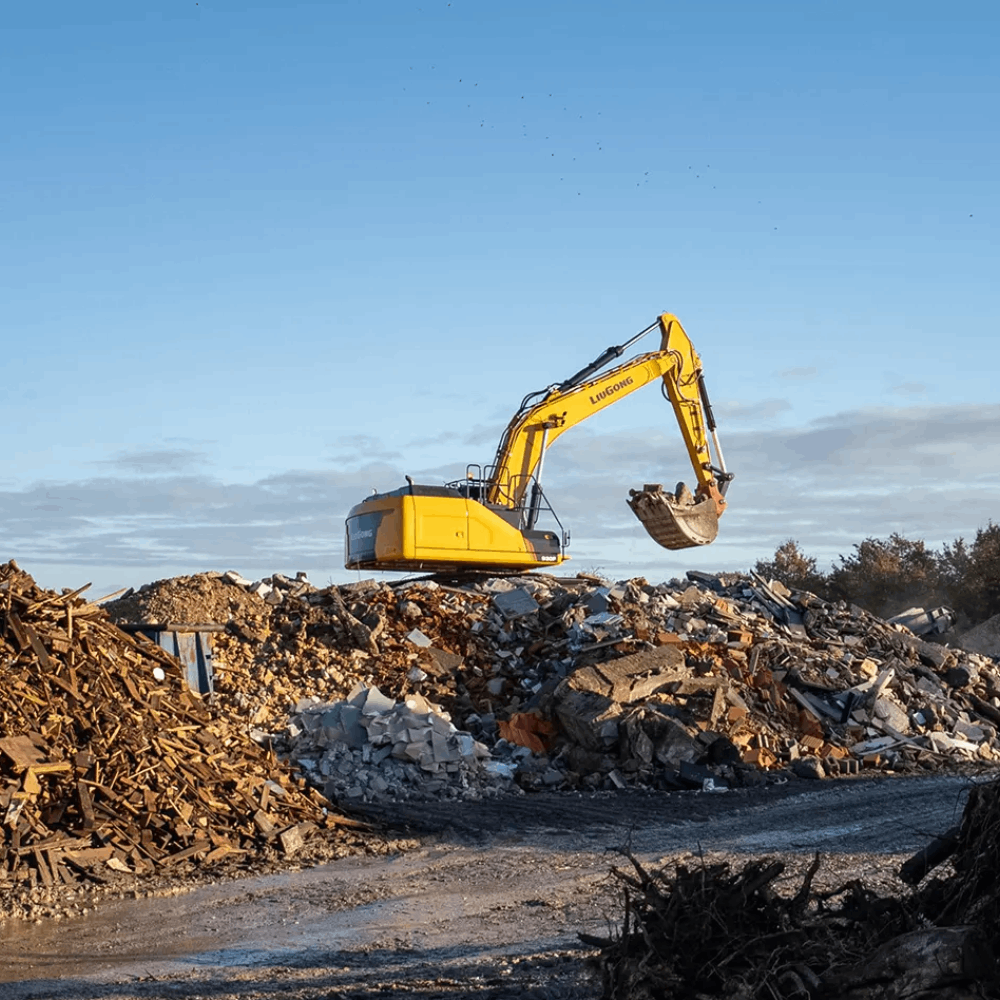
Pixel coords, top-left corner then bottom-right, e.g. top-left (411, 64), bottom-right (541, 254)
top-left (104, 571), bottom-right (270, 632)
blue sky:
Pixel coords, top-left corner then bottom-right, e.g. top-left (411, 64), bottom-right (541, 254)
top-left (3, 1), bottom-right (998, 596)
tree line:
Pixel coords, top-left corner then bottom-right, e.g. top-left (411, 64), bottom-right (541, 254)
top-left (753, 522), bottom-right (1000, 628)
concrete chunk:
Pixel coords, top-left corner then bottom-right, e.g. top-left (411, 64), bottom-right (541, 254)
top-left (420, 647), bottom-right (464, 676)
top-left (792, 757), bottom-right (825, 780)
top-left (361, 686), bottom-right (395, 716)
top-left (492, 588), bottom-right (540, 619)
top-left (585, 589), bottom-right (611, 614)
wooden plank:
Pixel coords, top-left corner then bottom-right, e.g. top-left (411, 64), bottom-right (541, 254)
top-left (23, 622), bottom-right (53, 671)
top-left (28, 762), bottom-right (71, 776)
top-left (46, 672), bottom-right (81, 700)
top-left (61, 854), bottom-right (109, 884)
top-left (25, 582), bottom-right (91, 615)
top-left (5, 610), bottom-right (30, 650)
top-left (278, 824), bottom-right (305, 856)
top-left (160, 842), bottom-right (210, 866)
top-left (121, 673), bottom-right (143, 704)
top-left (202, 845), bottom-right (246, 865)
top-left (253, 809), bottom-right (277, 836)
top-left (0, 736), bottom-right (47, 770)
top-left (33, 849), bottom-right (53, 887)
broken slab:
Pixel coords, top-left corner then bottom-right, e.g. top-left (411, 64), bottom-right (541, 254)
top-left (558, 645), bottom-right (686, 704)
top-left (554, 689), bottom-right (622, 751)
top-left (405, 628), bottom-right (432, 648)
top-left (888, 606), bottom-right (956, 636)
top-left (492, 588), bottom-right (540, 619)
top-left (646, 712), bottom-right (700, 768)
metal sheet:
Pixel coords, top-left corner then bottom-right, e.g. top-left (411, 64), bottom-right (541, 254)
top-left (147, 628), bottom-right (216, 696)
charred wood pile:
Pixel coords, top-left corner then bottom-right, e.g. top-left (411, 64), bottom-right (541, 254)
top-left (591, 778), bottom-right (1000, 999)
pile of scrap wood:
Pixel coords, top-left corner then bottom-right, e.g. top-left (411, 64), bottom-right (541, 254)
top-left (0, 562), bottom-right (367, 921)
top-left (591, 780), bottom-right (1000, 999)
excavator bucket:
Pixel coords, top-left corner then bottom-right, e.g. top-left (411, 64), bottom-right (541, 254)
top-left (627, 482), bottom-right (720, 550)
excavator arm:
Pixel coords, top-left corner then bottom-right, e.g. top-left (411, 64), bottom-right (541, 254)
top-left (485, 313), bottom-right (731, 547)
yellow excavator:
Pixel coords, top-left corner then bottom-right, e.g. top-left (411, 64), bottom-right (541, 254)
top-left (344, 312), bottom-right (733, 573)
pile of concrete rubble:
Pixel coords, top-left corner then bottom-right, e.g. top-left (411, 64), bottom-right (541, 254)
top-left (105, 567), bottom-right (1000, 802)
top-left (283, 684), bottom-right (515, 804)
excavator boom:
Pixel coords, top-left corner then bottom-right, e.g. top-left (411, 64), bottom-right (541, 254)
top-left (486, 314), bottom-right (730, 549)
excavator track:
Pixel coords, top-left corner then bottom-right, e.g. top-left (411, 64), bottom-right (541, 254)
top-left (627, 482), bottom-right (720, 550)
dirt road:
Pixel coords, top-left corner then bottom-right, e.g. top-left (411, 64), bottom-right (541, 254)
top-left (0, 775), bottom-right (978, 999)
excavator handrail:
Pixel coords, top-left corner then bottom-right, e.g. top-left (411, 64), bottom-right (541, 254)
top-left (448, 471), bottom-right (567, 535)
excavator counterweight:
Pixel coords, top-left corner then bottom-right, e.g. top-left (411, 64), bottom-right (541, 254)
top-left (344, 313), bottom-right (733, 573)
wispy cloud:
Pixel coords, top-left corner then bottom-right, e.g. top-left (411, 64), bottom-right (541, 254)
top-left (891, 382), bottom-right (928, 397)
top-left (326, 435), bottom-right (402, 464)
top-left (714, 398), bottom-right (791, 422)
top-left (407, 415), bottom-right (510, 451)
top-left (98, 449), bottom-right (209, 474)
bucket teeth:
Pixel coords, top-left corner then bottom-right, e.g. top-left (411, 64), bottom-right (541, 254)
top-left (627, 483), bottom-right (720, 550)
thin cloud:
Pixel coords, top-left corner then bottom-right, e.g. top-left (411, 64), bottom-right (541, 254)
top-left (327, 435), bottom-right (402, 463)
top-left (714, 398), bottom-right (791, 422)
top-left (891, 382), bottom-right (928, 397)
top-left (99, 449), bottom-right (209, 474)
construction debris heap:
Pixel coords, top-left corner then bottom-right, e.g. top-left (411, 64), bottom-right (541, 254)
top-left (6, 557), bottom-right (1000, 927)
top-left (106, 567), bottom-right (1000, 800)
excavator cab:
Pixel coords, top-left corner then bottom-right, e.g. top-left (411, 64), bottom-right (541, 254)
top-left (344, 469), bottom-right (569, 573)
